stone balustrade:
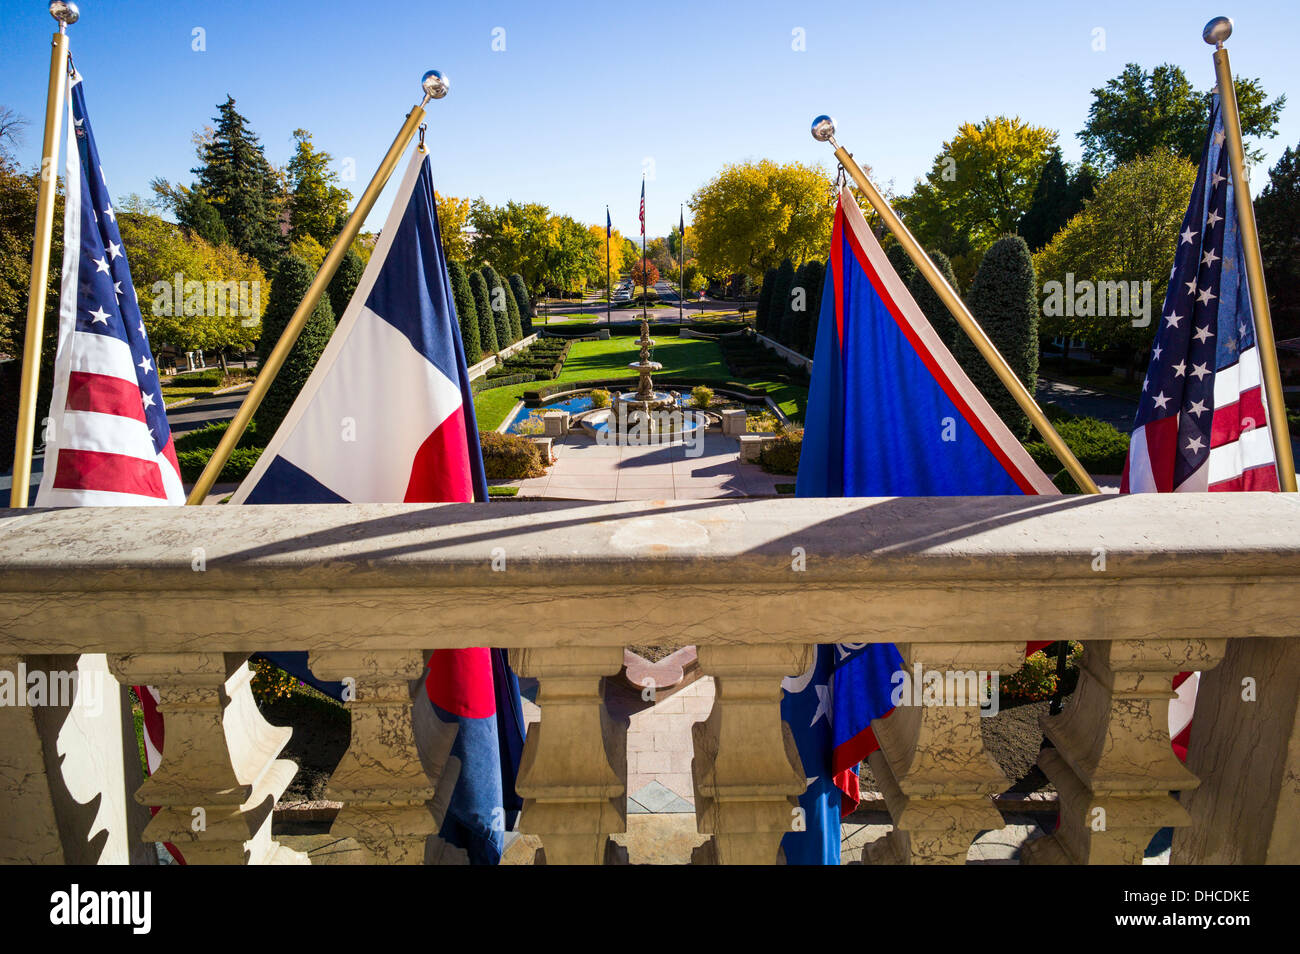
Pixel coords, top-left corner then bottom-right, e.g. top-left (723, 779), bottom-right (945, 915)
top-left (0, 494), bottom-right (1297, 865)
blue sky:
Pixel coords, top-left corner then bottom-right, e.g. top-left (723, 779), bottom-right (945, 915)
top-left (2, 0), bottom-right (1297, 238)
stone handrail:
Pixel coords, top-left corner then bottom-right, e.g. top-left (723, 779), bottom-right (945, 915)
top-left (1, 494), bottom-right (1297, 864)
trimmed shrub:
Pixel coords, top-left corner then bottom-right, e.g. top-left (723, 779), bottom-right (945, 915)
top-left (447, 261), bottom-right (482, 365)
top-left (255, 255), bottom-right (336, 439)
top-left (480, 431), bottom-right (547, 479)
top-left (326, 247), bottom-right (365, 320)
top-left (503, 276), bottom-right (524, 343)
top-left (799, 259), bottom-right (826, 357)
top-left (691, 385), bottom-right (713, 408)
top-left (1024, 414), bottom-right (1129, 477)
top-left (958, 235), bottom-right (1039, 439)
top-left (885, 242), bottom-right (917, 288)
top-left (472, 372), bottom-right (535, 393)
top-left (767, 258), bottom-right (795, 345)
top-left (755, 267), bottom-right (778, 334)
top-left (469, 270), bottom-right (499, 354)
top-left (589, 389), bottom-right (610, 408)
top-left (480, 265), bottom-right (514, 348)
top-left (508, 273), bottom-right (532, 334)
top-left (907, 249), bottom-right (961, 353)
top-left (759, 428), bottom-right (803, 474)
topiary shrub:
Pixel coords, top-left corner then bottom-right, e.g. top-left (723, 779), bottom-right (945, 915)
top-left (480, 431), bottom-right (547, 479)
top-left (759, 427), bottom-right (803, 474)
top-left (767, 258), bottom-right (795, 344)
top-left (1024, 414), bottom-right (1130, 477)
top-left (480, 265), bottom-right (514, 348)
top-left (958, 235), bottom-right (1039, 439)
top-left (469, 270), bottom-right (499, 354)
top-left (798, 259), bottom-right (825, 357)
top-left (255, 255), bottom-right (336, 440)
top-left (907, 249), bottom-right (962, 353)
top-left (447, 261), bottom-right (482, 365)
top-left (508, 273), bottom-right (532, 335)
top-left (755, 267), bottom-right (778, 334)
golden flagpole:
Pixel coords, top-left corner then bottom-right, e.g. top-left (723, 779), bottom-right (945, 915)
top-left (9, 2), bottom-right (78, 508)
top-left (1204, 17), bottom-right (1297, 492)
top-left (185, 70), bottom-right (449, 504)
top-left (809, 116), bottom-right (1102, 495)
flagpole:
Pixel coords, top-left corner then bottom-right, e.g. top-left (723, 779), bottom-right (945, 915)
top-left (9, 3), bottom-right (77, 508)
top-left (1204, 17), bottom-right (1297, 492)
top-left (186, 70), bottom-right (449, 505)
top-left (641, 176), bottom-right (647, 324)
top-left (678, 205), bottom-right (684, 329)
top-left (606, 206), bottom-right (611, 326)
top-left (810, 116), bottom-right (1100, 495)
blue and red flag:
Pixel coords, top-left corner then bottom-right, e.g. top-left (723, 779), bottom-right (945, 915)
top-left (782, 189), bottom-right (1058, 864)
top-left (232, 147), bottom-right (525, 864)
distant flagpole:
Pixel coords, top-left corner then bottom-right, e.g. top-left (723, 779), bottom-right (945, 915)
top-left (606, 206), bottom-right (611, 326)
top-left (809, 115), bottom-right (1101, 495)
top-left (1204, 17), bottom-right (1296, 492)
top-left (678, 205), bottom-right (684, 328)
top-left (187, 70), bottom-right (450, 504)
top-left (10, 4), bottom-right (76, 507)
top-left (640, 175), bottom-right (647, 322)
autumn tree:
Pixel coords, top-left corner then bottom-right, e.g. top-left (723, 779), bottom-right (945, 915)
top-left (631, 259), bottom-right (659, 292)
top-left (286, 129), bottom-right (351, 246)
top-left (689, 159), bottom-right (836, 282)
top-left (436, 192), bottom-right (471, 262)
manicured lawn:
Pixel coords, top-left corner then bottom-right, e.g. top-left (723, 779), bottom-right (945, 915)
top-left (472, 337), bottom-right (807, 431)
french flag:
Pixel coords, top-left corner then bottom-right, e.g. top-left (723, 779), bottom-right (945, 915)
top-left (782, 190), bottom-right (1058, 864)
top-left (232, 148), bottom-right (524, 864)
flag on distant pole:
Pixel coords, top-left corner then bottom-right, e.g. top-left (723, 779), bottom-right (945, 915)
top-left (639, 177), bottom-right (646, 235)
top-left (783, 189), bottom-right (1059, 864)
top-left (1121, 93), bottom-right (1284, 762)
top-left (34, 69), bottom-right (185, 862)
top-left (231, 147), bottom-right (526, 864)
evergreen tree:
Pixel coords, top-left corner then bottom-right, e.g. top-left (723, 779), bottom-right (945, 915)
top-left (508, 273), bottom-right (532, 335)
top-left (1256, 142), bottom-right (1300, 339)
top-left (503, 275), bottom-right (523, 342)
top-left (767, 258), bottom-right (795, 343)
top-left (755, 267), bottom-right (777, 333)
top-left (798, 259), bottom-right (826, 357)
top-left (1018, 149), bottom-right (1071, 251)
top-left (779, 262), bottom-right (808, 346)
top-left (326, 246), bottom-right (364, 320)
top-left (469, 270), bottom-right (498, 354)
top-left (255, 256), bottom-right (336, 439)
top-left (286, 129), bottom-right (352, 247)
top-left (885, 242), bottom-right (917, 289)
top-left (447, 261), bottom-right (482, 364)
top-left (906, 249), bottom-right (962, 352)
top-left (177, 188), bottom-right (230, 247)
top-left (193, 96), bottom-right (284, 269)
top-left (480, 265), bottom-right (513, 348)
top-left (956, 236), bottom-right (1039, 439)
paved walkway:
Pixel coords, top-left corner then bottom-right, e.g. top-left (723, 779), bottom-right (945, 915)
top-left (507, 432), bottom-right (785, 499)
top-left (1036, 376), bottom-right (1138, 430)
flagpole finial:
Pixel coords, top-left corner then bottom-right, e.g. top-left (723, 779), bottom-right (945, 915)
top-left (811, 115), bottom-right (837, 146)
top-left (49, 1), bottom-right (78, 26)
top-left (1203, 16), bottom-right (1233, 47)
top-left (421, 69), bottom-right (450, 102)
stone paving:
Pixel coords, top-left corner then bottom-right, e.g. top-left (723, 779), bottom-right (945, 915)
top-left (504, 432), bottom-right (785, 500)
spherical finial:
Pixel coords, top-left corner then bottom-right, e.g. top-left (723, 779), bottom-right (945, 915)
top-left (1203, 16), bottom-right (1233, 46)
top-left (421, 70), bottom-right (449, 100)
top-left (811, 115), bottom-right (837, 143)
top-left (49, 1), bottom-right (79, 24)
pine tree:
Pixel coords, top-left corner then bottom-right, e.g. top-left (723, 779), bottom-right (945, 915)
top-left (469, 270), bottom-right (498, 354)
top-left (767, 258), bottom-right (795, 343)
top-left (1017, 149), bottom-right (1071, 252)
top-left (508, 273), bottom-right (532, 335)
top-left (755, 267), bottom-right (778, 333)
top-left (480, 265), bottom-right (513, 348)
top-left (798, 259), bottom-right (825, 357)
top-left (907, 249), bottom-right (962, 352)
top-left (326, 247), bottom-right (364, 320)
top-left (193, 97), bottom-right (284, 269)
top-left (447, 261), bottom-right (482, 364)
top-left (957, 236), bottom-right (1039, 439)
top-left (255, 256), bottom-right (336, 439)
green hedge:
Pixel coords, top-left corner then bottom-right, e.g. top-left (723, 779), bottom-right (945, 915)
top-left (480, 431), bottom-right (547, 479)
top-left (1024, 409), bottom-right (1130, 485)
top-left (174, 420), bottom-right (265, 483)
top-left (472, 372), bottom-right (536, 393)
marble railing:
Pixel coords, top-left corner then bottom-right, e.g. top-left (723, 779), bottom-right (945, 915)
top-left (0, 495), bottom-right (1297, 865)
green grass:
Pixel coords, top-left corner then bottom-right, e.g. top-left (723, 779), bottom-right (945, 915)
top-left (471, 337), bottom-right (808, 432)
top-left (488, 486), bottom-right (520, 497)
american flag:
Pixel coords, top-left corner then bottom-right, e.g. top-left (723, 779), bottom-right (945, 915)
top-left (639, 177), bottom-right (645, 235)
top-left (1122, 93), bottom-right (1281, 494)
top-left (33, 71), bottom-right (182, 860)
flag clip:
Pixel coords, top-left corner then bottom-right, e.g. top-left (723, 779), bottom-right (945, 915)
top-left (418, 122), bottom-right (427, 152)
top-left (835, 162), bottom-right (847, 191)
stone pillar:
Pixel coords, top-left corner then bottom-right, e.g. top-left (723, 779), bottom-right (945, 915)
top-left (864, 641), bottom-right (1024, 865)
top-left (1023, 638), bottom-right (1225, 865)
top-left (1174, 636), bottom-right (1300, 864)
top-left (108, 653), bottom-right (305, 864)
top-left (541, 411), bottom-right (569, 437)
top-left (692, 644), bottom-right (809, 865)
top-left (313, 650), bottom-right (437, 864)
top-left (0, 655), bottom-right (66, 863)
top-left (514, 647), bottom-right (626, 865)
top-left (720, 409), bottom-right (746, 438)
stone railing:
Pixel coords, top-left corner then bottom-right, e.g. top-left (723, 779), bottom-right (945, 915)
top-left (0, 494), bottom-right (1297, 864)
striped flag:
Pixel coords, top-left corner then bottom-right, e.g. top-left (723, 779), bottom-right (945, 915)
top-left (231, 147), bottom-right (525, 864)
top-left (784, 190), bottom-right (1059, 864)
top-left (1121, 93), bottom-right (1285, 762)
top-left (639, 177), bottom-right (645, 235)
top-left (1122, 94), bottom-right (1281, 493)
top-left (33, 70), bottom-right (182, 862)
